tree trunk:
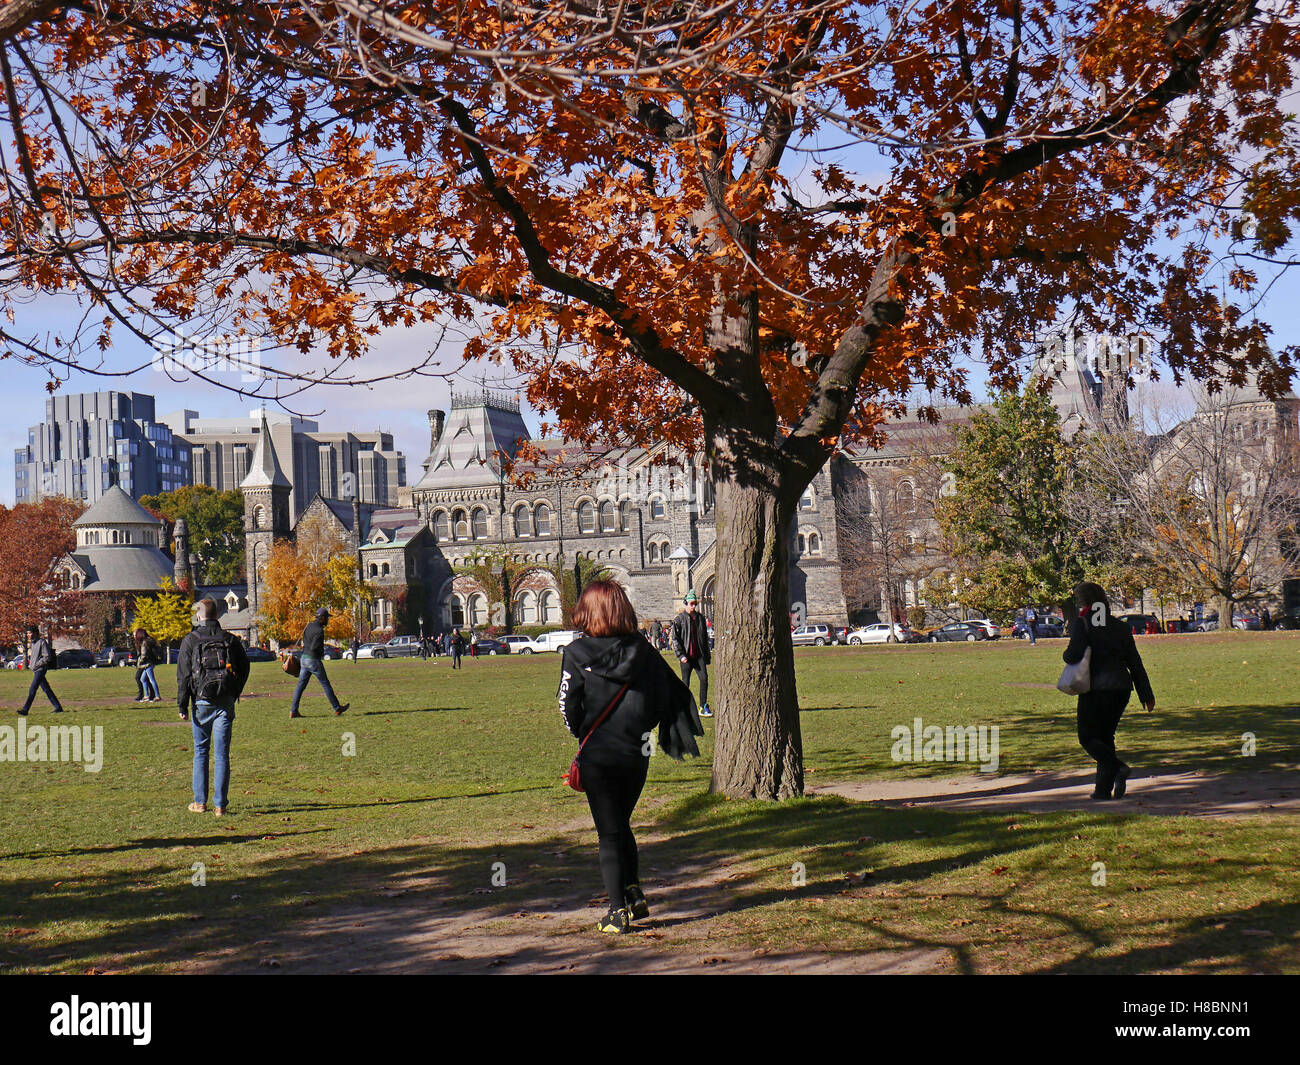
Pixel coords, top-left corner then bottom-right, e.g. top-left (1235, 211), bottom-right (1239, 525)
top-left (709, 472), bottom-right (804, 800)
top-left (1215, 594), bottom-right (1234, 631)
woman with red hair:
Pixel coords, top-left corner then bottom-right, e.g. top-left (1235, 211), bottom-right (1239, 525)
top-left (559, 580), bottom-right (703, 934)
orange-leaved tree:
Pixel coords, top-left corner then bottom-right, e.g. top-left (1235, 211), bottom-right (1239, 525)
top-left (0, 496), bottom-right (82, 643)
top-left (2, 2), bottom-right (1299, 796)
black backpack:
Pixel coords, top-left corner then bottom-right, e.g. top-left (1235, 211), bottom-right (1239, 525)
top-left (195, 632), bottom-right (237, 702)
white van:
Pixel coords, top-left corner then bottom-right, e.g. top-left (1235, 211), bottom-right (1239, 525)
top-left (533, 630), bottom-right (579, 652)
top-left (500, 635), bottom-right (542, 654)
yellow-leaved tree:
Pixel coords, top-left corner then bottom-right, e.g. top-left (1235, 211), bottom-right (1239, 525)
top-left (132, 578), bottom-right (195, 647)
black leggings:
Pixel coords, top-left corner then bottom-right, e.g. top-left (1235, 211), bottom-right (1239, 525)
top-left (1077, 689), bottom-right (1129, 785)
top-left (582, 758), bottom-right (649, 911)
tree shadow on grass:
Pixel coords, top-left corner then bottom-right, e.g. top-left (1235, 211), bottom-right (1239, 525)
top-left (359, 706), bottom-right (473, 716)
top-left (3, 793), bottom-right (1295, 974)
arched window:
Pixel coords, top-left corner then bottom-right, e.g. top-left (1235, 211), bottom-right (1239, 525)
top-left (578, 500), bottom-right (595, 534)
top-left (368, 563), bottom-right (379, 577)
top-left (123, 531), bottom-right (131, 544)
top-left (433, 511), bottom-right (450, 542)
top-left (648, 542), bottom-right (659, 564)
top-left (381, 562), bottom-right (391, 577)
top-left (472, 507), bottom-right (489, 540)
top-left (799, 486), bottom-right (815, 510)
top-left (540, 590), bottom-right (559, 625)
top-left (513, 505), bottom-right (532, 537)
top-left (535, 503), bottom-right (552, 536)
top-left (517, 591), bottom-right (537, 624)
top-left (468, 593), bottom-right (487, 627)
top-left (450, 595), bottom-right (465, 628)
top-left (897, 480), bottom-right (915, 512)
top-left (808, 532), bottom-right (821, 556)
top-left (619, 500), bottom-right (631, 531)
top-left (112, 529), bottom-right (120, 544)
top-left (453, 509), bottom-right (470, 540)
top-left (253, 504), bottom-right (265, 530)
top-left (650, 497), bottom-right (666, 520)
top-left (797, 533), bottom-right (807, 554)
top-left (598, 500), bottom-right (616, 532)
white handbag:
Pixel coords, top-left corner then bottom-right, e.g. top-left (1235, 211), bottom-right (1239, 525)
top-left (1057, 646), bottom-right (1092, 695)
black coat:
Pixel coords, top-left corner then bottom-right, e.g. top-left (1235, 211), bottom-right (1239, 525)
top-left (300, 621), bottom-right (326, 659)
top-left (559, 635), bottom-right (704, 766)
top-left (176, 620), bottom-right (250, 712)
top-left (1063, 614), bottom-right (1155, 704)
top-left (669, 610), bottom-right (711, 664)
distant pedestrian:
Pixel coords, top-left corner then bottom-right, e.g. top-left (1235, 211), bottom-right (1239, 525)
top-left (1262, 607), bottom-right (1273, 631)
top-left (291, 608), bottom-right (350, 718)
top-left (176, 598), bottom-right (250, 816)
top-left (133, 628), bottom-right (163, 702)
top-left (450, 628), bottom-right (464, 669)
top-left (559, 581), bottom-right (702, 935)
top-left (1062, 583), bottom-right (1155, 801)
top-left (350, 636), bottom-right (360, 662)
top-left (649, 618), bottom-right (662, 648)
top-left (670, 590), bottom-right (712, 716)
top-left (18, 624), bottom-right (63, 716)
top-left (1024, 605), bottom-right (1038, 646)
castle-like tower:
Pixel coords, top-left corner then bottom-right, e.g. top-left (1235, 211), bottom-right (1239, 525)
top-left (241, 410), bottom-right (291, 644)
top-left (172, 517), bottom-right (194, 593)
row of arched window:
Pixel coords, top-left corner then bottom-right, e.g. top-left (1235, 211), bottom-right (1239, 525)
top-left (793, 530), bottom-right (823, 556)
top-left (430, 498), bottom-right (641, 542)
top-left (646, 538), bottom-right (673, 564)
top-left (446, 589), bottom-right (561, 628)
top-left (82, 528), bottom-right (148, 545)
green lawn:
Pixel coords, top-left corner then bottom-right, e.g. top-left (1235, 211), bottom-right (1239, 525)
top-left (1, 632), bottom-right (1297, 973)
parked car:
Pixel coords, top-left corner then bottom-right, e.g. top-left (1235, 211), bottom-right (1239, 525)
top-left (345, 642), bottom-right (383, 660)
top-left (55, 648), bottom-right (96, 669)
top-left (1233, 614), bottom-right (1263, 631)
top-left (791, 624), bottom-right (839, 647)
top-left (245, 647), bottom-right (278, 662)
top-left (1119, 613), bottom-right (1163, 635)
top-left (847, 623), bottom-right (911, 644)
top-left (4, 652), bottom-right (26, 670)
top-left (321, 643), bottom-right (344, 660)
top-left (1273, 610), bottom-right (1300, 630)
top-left (94, 647), bottom-right (130, 667)
top-left (472, 637), bottom-right (511, 656)
top-left (963, 616), bottom-right (1002, 639)
top-left (532, 630), bottom-right (579, 652)
top-left (1011, 616), bottom-right (1066, 640)
top-left (928, 622), bottom-right (987, 642)
top-left (369, 635), bottom-right (423, 659)
top-left (500, 635), bottom-right (542, 654)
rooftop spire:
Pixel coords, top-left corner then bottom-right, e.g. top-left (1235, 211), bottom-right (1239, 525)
top-left (240, 410), bottom-right (290, 489)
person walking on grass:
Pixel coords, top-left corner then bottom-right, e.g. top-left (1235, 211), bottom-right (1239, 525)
top-left (176, 598), bottom-right (250, 816)
top-left (18, 624), bottom-right (63, 716)
top-left (1024, 604), bottom-right (1038, 646)
top-left (670, 590), bottom-right (713, 716)
top-left (1063, 582), bottom-right (1156, 801)
top-left (450, 628), bottom-right (464, 669)
top-left (290, 608), bottom-right (350, 718)
top-left (559, 581), bottom-right (703, 935)
top-left (133, 627), bottom-right (162, 703)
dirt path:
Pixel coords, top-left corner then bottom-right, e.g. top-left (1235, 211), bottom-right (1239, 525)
top-left (176, 829), bottom-right (949, 975)
top-left (811, 768), bottom-right (1300, 817)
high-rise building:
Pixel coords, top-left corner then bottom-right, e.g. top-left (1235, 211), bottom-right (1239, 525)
top-left (14, 391), bottom-right (191, 504)
top-left (161, 408), bottom-right (406, 517)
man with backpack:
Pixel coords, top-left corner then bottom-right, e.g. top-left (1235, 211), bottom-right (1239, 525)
top-left (176, 597), bottom-right (250, 816)
top-left (19, 623), bottom-right (63, 716)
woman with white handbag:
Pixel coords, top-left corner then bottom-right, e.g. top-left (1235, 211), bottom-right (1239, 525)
top-left (1060, 583), bottom-right (1156, 800)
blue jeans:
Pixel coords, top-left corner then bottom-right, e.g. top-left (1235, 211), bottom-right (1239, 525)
top-left (192, 699), bottom-right (234, 808)
top-left (141, 665), bottom-right (160, 699)
top-left (21, 668), bottom-right (62, 714)
top-left (291, 655), bottom-right (341, 713)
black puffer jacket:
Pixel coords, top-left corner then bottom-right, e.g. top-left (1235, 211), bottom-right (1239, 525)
top-left (559, 635), bottom-right (703, 766)
top-left (1063, 613), bottom-right (1155, 704)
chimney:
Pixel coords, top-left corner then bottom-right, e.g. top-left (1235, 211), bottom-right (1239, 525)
top-left (428, 409), bottom-right (446, 451)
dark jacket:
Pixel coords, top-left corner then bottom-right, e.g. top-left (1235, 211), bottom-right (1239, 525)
top-left (136, 635), bottom-right (161, 667)
top-left (669, 610), bottom-right (711, 665)
top-left (559, 634), bottom-right (703, 766)
top-left (176, 619), bottom-right (250, 712)
top-left (1063, 613), bottom-right (1154, 705)
top-left (301, 621), bottom-right (325, 659)
top-left (30, 637), bottom-right (55, 672)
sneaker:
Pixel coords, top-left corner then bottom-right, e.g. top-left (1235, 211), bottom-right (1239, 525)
top-left (17, 709), bottom-right (28, 717)
top-left (188, 802), bottom-right (206, 813)
top-left (214, 807), bottom-right (228, 817)
top-left (625, 884), bottom-right (650, 921)
top-left (178, 712), bottom-right (189, 721)
top-left (52, 707), bottom-right (63, 714)
top-left (596, 908), bottom-right (630, 934)
top-left (289, 711), bottom-right (302, 719)
top-left (334, 703), bottom-right (349, 716)
top-left (699, 705), bottom-right (713, 717)
top-left (1112, 764), bottom-right (1131, 799)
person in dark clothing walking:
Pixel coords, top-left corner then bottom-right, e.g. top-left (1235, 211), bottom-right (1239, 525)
top-left (1062, 582), bottom-right (1156, 800)
top-left (450, 629), bottom-right (463, 669)
top-left (19, 624), bottom-right (63, 716)
top-left (1262, 607), bottom-right (1273, 631)
top-left (1024, 605), bottom-right (1038, 645)
top-left (350, 636), bottom-right (360, 662)
top-left (669, 590), bottom-right (712, 716)
top-left (290, 608), bottom-right (350, 718)
top-left (560, 581), bottom-right (703, 934)
top-left (176, 598), bottom-right (250, 815)
top-left (133, 628), bottom-right (162, 702)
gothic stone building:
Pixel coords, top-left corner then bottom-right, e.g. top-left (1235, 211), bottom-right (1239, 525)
top-left (243, 390), bottom-right (851, 638)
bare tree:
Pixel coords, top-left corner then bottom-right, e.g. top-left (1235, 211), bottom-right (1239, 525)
top-left (1076, 383), bottom-right (1300, 628)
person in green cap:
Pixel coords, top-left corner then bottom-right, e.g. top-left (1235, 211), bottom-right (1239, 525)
top-left (670, 590), bottom-right (712, 716)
